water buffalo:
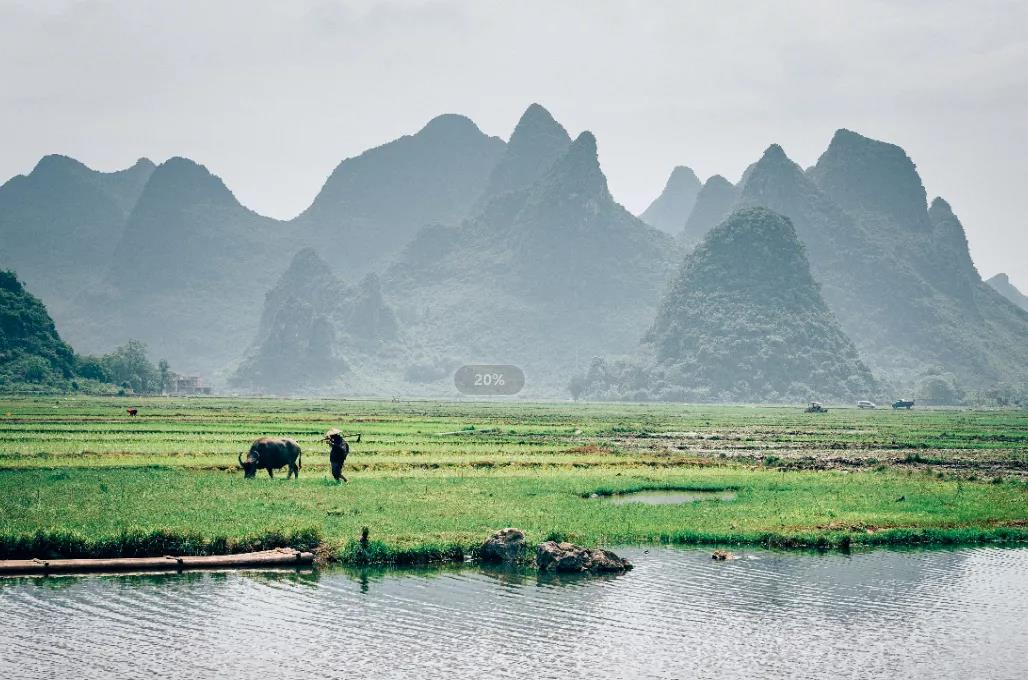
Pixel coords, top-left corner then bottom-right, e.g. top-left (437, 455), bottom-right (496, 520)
top-left (239, 437), bottom-right (302, 479)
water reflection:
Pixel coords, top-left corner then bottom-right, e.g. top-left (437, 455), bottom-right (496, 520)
top-left (1, 547), bottom-right (1025, 679)
top-left (604, 489), bottom-right (737, 505)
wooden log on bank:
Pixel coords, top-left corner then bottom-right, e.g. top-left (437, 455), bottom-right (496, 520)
top-left (0, 548), bottom-right (315, 576)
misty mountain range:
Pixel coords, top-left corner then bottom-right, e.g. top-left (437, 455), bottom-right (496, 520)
top-left (1, 103), bottom-right (1026, 401)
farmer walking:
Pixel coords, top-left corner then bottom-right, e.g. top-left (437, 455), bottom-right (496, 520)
top-left (324, 428), bottom-right (359, 482)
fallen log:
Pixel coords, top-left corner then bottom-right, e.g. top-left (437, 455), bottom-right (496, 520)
top-left (0, 548), bottom-right (314, 576)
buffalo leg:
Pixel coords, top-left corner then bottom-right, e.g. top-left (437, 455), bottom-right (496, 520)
top-left (288, 463), bottom-right (298, 479)
top-left (267, 468), bottom-right (274, 478)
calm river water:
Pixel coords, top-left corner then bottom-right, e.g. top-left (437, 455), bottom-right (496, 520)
top-left (1, 546), bottom-right (1026, 679)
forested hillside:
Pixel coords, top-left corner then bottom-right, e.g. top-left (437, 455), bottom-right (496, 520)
top-left (575, 208), bottom-right (876, 402)
top-left (1, 108), bottom-right (1025, 401)
top-left (0, 270), bottom-right (76, 388)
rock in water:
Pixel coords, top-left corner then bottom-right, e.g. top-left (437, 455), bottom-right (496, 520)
top-left (480, 528), bottom-right (528, 564)
top-left (535, 541), bottom-right (632, 573)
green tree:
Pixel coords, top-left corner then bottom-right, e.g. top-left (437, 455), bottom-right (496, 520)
top-left (919, 373), bottom-right (964, 406)
top-left (102, 340), bottom-right (159, 393)
top-left (75, 355), bottom-right (110, 382)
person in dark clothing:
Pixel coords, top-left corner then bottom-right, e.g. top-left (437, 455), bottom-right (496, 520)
top-left (324, 428), bottom-right (359, 482)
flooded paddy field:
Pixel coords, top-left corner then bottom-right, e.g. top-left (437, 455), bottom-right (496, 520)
top-left (1, 396), bottom-right (1024, 477)
top-left (0, 396), bottom-right (1026, 560)
top-left (2, 545), bottom-right (1026, 679)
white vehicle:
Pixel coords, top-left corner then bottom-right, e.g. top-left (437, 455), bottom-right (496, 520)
top-left (857, 400), bottom-right (877, 409)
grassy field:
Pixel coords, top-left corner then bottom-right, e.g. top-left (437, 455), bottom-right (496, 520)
top-left (1, 396), bottom-right (1026, 563)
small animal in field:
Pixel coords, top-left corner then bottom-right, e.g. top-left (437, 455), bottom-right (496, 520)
top-left (239, 437), bottom-right (302, 479)
top-left (127, 408), bottom-right (138, 417)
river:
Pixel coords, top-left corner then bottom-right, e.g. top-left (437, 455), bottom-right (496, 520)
top-left (2, 546), bottom-right (1026, 679)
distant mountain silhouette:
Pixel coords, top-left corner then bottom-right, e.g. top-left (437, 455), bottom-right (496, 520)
top-left (67, 157), bottom-right (287, 374)
top-left (5, 110), bottom-right (1026, 399)
top-left (474, 103), bottom-right (571, 209)
top-left (808, 128), bottom-right (934, 234)
top-left (732, 131), bottom-right (1028, 389)
top-left (293, 114), bottom-right (505, 275)
top-left (0, 155), bottom-right (154, 322)
top-left (384, 130), bottom-right (678, 393)
top-left (0, 270), bottom-right (76, 386)
top-left (681, 174), bottom-right (736, 248)
top-left (232, 248), bottom-right (400, 393)
top-left (987, 273), bottom-right (1028, 313)
top-left (576, 208), bottom-right (876, 402)
top-left (640, 166), bottom-right (701, 235)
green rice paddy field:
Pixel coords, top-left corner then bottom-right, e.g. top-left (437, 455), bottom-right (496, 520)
top-left (1, 396), bottom-right (1026, 563)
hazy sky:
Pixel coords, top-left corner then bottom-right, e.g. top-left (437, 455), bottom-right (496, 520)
top-left (2, 1), bottom-right (1026, 287)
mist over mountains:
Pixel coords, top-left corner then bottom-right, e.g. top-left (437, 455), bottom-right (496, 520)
top-left (640, 166), bottom-right (701, 236)
top-left (1, 103), bottom-right (1025, 402)
top-left (987, 273), bottom-right (1028, 314)
top-left (294, 113), bottom-right (506, 277)
top-left (575, 208), bottom-right (877, 402)
top-left (0, 155), bottom-right (154, 321)
top-left (680, 175), bottom-right (737, 249)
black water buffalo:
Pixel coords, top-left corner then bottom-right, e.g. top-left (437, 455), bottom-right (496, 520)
top-left (239, 437), bottom-right (302, 479)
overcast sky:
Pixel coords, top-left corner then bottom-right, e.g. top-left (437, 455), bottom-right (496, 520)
top-left (2, 0), bottom-right (1026, 287)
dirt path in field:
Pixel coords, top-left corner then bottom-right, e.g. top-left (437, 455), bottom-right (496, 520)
top-left (605, 432), bottom-right (1028, 479)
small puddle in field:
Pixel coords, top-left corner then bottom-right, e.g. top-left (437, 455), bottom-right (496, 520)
top-left (603, 489), bottom-right (737, 505)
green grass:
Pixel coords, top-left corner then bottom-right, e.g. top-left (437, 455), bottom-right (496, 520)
top-left (0, 396), bottom-right (1026, 563)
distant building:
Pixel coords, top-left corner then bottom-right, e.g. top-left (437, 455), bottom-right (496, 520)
top-left (165, 373), bottom-right (212, 395)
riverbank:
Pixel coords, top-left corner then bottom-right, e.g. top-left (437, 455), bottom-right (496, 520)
top-left (1, 396), bottom-right (1025, 563)
top-left (3, 466), bottom-right (1026, 564)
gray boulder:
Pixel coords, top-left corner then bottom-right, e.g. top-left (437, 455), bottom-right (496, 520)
top-left (480, 528), bottom-right (528, 564)
top-left (535, 541), bottom-right (632, 573)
